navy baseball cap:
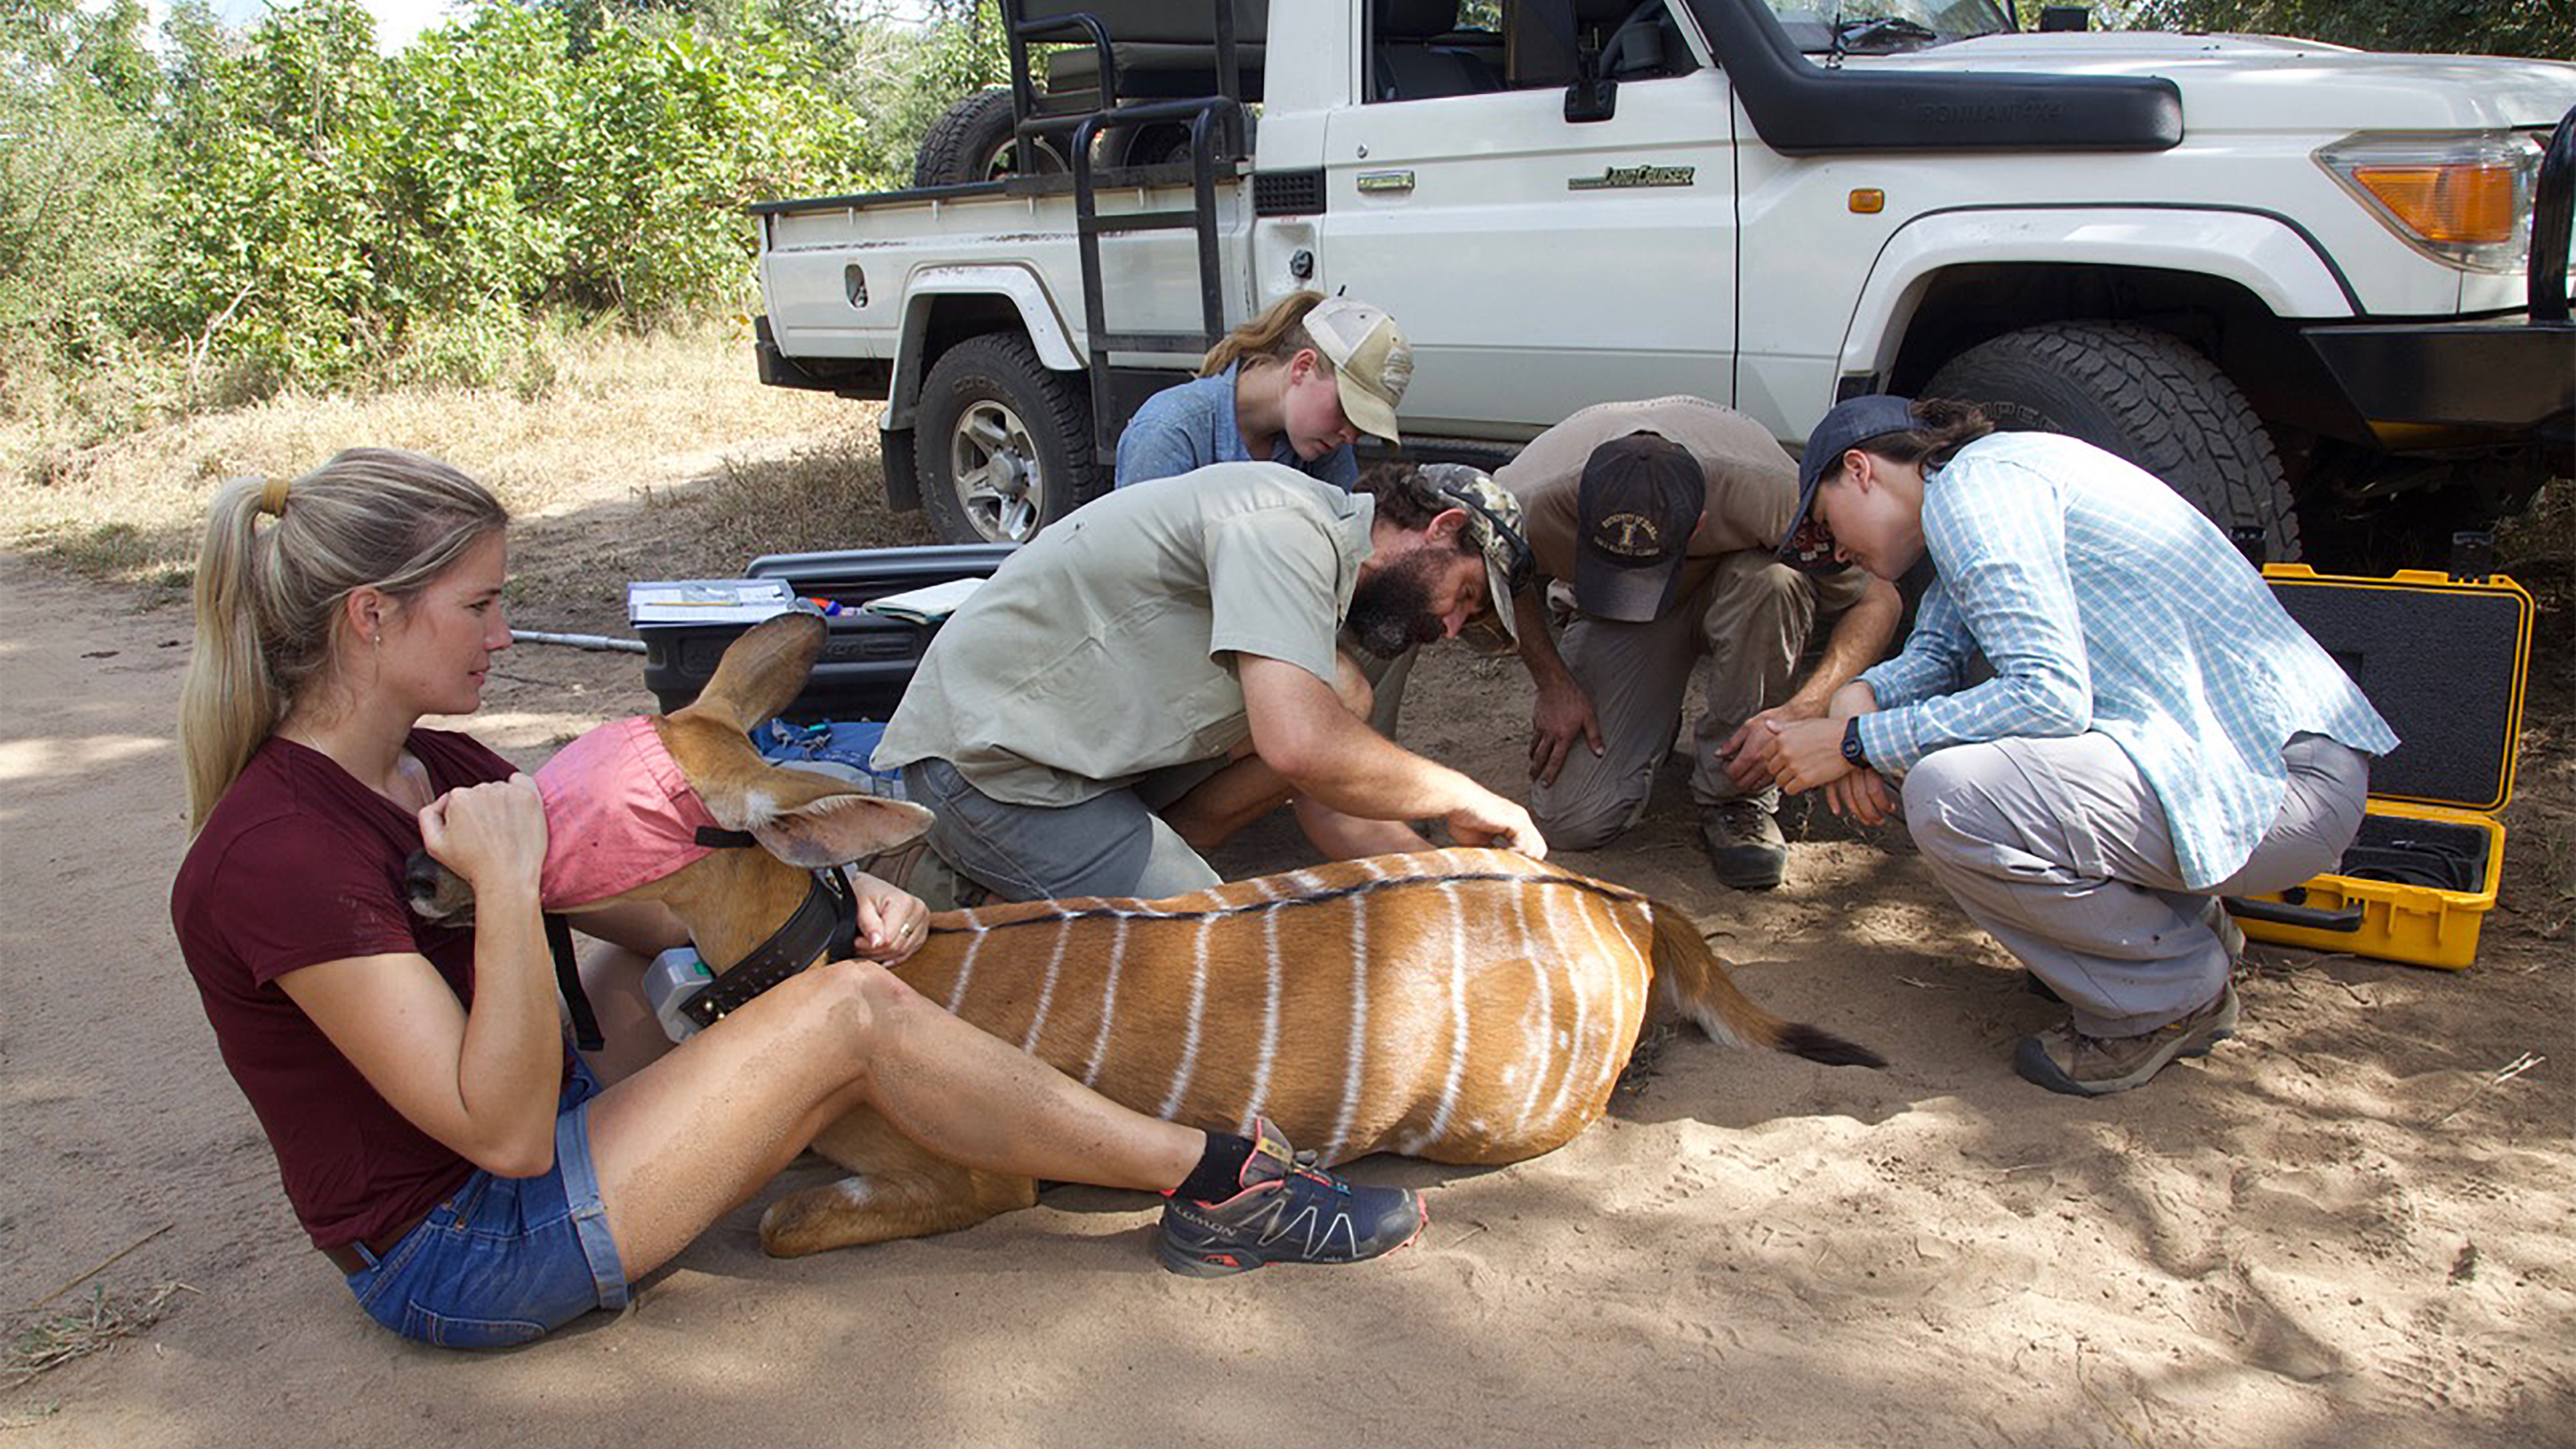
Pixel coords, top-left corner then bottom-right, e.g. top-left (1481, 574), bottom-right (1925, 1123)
top-left (1573, 433), bottom-right (1703, 623)
top-left (1777, 394), bottom-right (1918, 574)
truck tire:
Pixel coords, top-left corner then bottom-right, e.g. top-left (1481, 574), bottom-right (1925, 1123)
top-left (914, 333), bottom-right (1103, 545)
top-left (913, 88), bottom-right (1065, 187)
top-left (1099, 121), bottom-right (1193, 170)
top-left (1924, 321), bottom-right (2300, 562)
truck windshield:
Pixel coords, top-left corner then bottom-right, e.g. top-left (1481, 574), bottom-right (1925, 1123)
top-left (1761, 0), bottom-right (2014, 54)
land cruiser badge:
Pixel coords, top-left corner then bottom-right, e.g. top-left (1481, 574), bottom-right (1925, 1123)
top-left (1569, 164), bottom-right (1696, 191)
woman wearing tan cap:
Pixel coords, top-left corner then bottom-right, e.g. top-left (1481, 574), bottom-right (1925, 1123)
top-left (1114, 290), bottom-right (1413, 491)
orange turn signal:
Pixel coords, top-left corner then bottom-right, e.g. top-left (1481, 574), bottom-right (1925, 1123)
top-left (1848, 188), bottom-right (1886, 214)
top-left (2348, 163), bottom-right (2519, 244)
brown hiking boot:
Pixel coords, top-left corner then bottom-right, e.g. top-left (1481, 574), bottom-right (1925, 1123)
top-left (1700, 800), bottom-right (1787, 891)
top-left (2012, 981), bottom-right (2240, 1096)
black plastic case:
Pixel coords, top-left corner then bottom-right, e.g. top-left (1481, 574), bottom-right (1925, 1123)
top-left (638, 544), bottom-right (1016, 722)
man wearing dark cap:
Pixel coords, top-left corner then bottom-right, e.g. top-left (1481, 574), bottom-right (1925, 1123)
top-left (1492, 397), bottom-right (1901, 889)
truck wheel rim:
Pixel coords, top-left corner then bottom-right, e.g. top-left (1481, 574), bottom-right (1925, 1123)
top-left (984, 136), bottom-right (1065, 181)
top-left (951, 398), bottom-right (1045, 542)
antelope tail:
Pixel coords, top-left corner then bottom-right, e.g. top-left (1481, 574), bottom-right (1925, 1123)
top-left (1647, 899), bottom-right (1886, 1069)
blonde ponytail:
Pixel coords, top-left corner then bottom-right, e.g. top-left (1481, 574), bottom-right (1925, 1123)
top-left (178, 450), bottom-right (507, 833)
top-left (1197, 290), bottom-right (1334, 379)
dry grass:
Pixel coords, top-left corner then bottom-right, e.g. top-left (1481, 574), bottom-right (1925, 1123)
top-left (0, 319), bottom-right (923, 623)
top-left (4, 1284), bottom-right (193, 1388)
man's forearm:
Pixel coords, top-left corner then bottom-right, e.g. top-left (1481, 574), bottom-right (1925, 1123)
top-left (1240, 654), bottom-right (1493, 824)
top-left (1794, 579), bottom-right (1902, 707)
top-left (1280, 712), bottom-right (1490, 822)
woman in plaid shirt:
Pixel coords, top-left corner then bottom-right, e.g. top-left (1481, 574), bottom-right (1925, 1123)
top-left (1743, 395), bottom-right (2395, 1096)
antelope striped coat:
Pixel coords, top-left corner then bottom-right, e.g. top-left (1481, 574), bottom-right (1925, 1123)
top-left (900, 848), bottom-right (1660, 1168)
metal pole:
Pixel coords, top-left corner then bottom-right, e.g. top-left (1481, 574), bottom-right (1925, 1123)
top-left (511, 629), bottom-right (646, 655)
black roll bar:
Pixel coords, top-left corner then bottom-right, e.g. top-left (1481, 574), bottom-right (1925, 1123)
top-left (2529, 102), bottom-right (2575, 325)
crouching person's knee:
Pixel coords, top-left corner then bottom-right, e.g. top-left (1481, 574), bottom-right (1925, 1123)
top-left (1900, 745), bottom-right (2000, 861)
top-left (1331, 650), bottom-right (1376, 721)
top-left (1530, 791), bottom-right (1640, 853)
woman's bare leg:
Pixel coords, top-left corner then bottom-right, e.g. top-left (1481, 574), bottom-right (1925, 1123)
top-left (583, 958), bottom-right (1202, 1278)
top-left (573, 942), bottom-right (676, 1088)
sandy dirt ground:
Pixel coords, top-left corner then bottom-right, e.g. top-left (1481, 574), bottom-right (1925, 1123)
top-left (3, 478), bottom-right (2571, 1447)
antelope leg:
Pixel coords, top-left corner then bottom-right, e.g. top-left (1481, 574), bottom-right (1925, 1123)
top-left (759, 1108), bottom-right (1040, 1257)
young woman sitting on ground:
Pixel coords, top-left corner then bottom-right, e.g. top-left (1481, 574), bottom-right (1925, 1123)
top-left (170, 450), bottom-right (1425, 1349)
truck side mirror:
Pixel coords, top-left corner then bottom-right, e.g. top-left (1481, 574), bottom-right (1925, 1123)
top-left (1565, 45), bottom-right (1617, 123)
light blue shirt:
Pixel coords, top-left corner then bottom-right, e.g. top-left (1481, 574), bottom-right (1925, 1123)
top-left (1113, 365), bottom-right (1360, 491)
top-left (1855, 431), bottom-right (2398, 888)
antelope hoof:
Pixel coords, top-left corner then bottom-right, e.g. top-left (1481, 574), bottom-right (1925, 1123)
top-left (759, 1180), bottom-right (871, 1258)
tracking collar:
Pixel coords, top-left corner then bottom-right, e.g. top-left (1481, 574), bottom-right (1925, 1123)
top-left (675, 826), bottom-right (860, 1029)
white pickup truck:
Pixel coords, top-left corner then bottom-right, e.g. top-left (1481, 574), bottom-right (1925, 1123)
top-left (750, 0), bottom-right (2576, 562)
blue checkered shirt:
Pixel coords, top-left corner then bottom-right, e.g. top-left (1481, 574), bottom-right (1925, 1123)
top-left (1113, 365), bottom-right (1359, 490)
top-left (1855, 432), bottom-right (2396, 888)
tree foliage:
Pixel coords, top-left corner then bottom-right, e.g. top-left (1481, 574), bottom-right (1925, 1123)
top-left (2119, 0), bottom-right (2573, 59)
top-left (5, 0), bottom-right (2561, 437)
top-left (2, 0), bottom-right (958, 424)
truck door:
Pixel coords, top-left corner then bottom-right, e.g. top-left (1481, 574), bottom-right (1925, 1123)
top-left (1317, 0), bottom-right (1739, 439)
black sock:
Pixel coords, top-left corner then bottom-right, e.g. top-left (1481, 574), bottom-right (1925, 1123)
top-left (1173, 1132), bottom-right (1256, 1202)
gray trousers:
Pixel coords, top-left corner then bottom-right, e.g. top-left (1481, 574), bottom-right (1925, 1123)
top-left (1902, 731), bottom-right (2368, 1036)
top-left (1531, 551), bottom-right (1833, 848)
top-left (902, 757), bottom-right (1226, 903)
top-left (909, 641), bottom-right (1407, 904)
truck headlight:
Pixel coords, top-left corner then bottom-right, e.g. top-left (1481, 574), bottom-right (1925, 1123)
top-left (2316, 131), bottom-right (2544, 274)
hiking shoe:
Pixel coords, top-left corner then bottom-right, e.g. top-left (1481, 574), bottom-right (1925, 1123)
top-left (1700, 800), bottom-right (1787, 891)
top-left (2024, 905), bottom-right (2244, 1002)
top-left (2012, 981), bottom-right (2241, 1096)
top-left (1158, 1120), bottom-right (1426, 1278)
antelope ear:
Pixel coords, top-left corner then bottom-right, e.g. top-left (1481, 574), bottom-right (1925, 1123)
top-left (676, 612), bottom-right (828, 732)
top-left (740, 763), bottom-right (937, 869)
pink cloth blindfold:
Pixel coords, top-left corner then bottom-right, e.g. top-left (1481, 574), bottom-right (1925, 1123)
top-left (533, 716), bottom-right (723, 910)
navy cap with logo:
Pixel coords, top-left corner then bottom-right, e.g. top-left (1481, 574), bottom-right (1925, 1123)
top-left (1573, 432), bottom-right (1703, 623)
top-left (1777, 393), bottom-right (1918, 574)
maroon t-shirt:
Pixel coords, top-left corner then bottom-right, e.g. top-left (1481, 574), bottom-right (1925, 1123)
top-left (173, 728), bottom-right (567, 1249)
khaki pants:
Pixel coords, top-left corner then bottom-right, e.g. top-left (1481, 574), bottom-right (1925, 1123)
top-left (1903, 731), bottom-right (2369, 1036)
top-left (1531, 551), bottom-right (1855, 849)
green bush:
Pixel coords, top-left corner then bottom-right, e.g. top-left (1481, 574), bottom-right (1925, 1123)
top-left (2121, 0), bottom-right (2573, 59)
top-left (1, 0), bottom-right (173, 428)
top-left (3, 0), bottom-right (939, 425)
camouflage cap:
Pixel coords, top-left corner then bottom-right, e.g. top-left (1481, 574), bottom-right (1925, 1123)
top-left (1414, 462), bottom-right (1532, 641)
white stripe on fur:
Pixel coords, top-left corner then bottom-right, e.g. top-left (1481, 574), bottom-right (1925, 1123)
top-left (1323, 857), bottom-right (1384, 1164)
top-left (1080, 915), bottom-right (1131, 1088)
top-left (1238, 875), bottom-right (1284, 1139)
top-left (1019, 908), bottom-right (1077, 1055)
top-left (1157, 913), bottom-right (1216, 1119)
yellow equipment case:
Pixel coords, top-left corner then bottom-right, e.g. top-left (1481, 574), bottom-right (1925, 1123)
top-left (2227, 561), bottom-right (2535, 970)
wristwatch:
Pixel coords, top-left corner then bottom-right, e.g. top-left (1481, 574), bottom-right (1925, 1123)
top-left (1840, 716), bottom-right (1868, 769)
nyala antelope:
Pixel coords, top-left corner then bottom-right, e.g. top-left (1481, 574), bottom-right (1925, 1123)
top-left (412, 613), bottom-right (1882, 1258)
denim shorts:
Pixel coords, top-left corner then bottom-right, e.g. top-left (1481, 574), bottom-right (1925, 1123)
top-left (343, 1057), bottom-right (628, 1349)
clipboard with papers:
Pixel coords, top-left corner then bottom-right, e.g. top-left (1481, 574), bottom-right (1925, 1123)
top-left (857, 575), bottom-right (985, 625)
